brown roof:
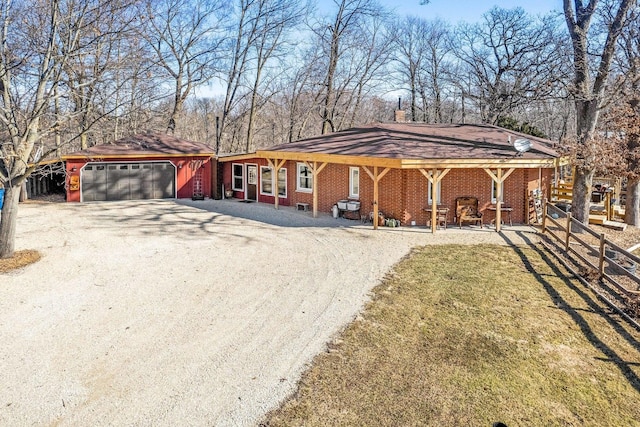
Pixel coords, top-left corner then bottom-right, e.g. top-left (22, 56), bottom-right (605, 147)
top-left (64, 133), bottom-right (214, 159)
top-left (261, 122), bottom-right (559, 160)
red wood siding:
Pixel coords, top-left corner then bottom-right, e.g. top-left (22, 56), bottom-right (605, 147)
top-left (66, 156), bottom-right (213, 202)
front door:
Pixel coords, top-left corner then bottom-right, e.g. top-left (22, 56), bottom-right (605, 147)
top-left (246, 164), bottom-right (258, 201)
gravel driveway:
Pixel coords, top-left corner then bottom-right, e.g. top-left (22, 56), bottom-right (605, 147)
top-left (0, 199), bottom-right (540, 426)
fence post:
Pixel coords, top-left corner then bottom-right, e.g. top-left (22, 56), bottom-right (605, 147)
top-left (542, 198), bottom-right (547, 233)
top-left (565, 212), bottom-right (572, 251)
top-left (599, 233), bottom-right (606, 278)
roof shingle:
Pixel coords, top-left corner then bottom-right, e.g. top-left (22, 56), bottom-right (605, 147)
top-left (263, 122), bottom-right (559, 160)
top-left (64, 133), bottom-right (214, 158)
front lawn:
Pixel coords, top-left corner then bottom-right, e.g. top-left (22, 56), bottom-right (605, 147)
top-left (265, 244), bottom-right (640, 426)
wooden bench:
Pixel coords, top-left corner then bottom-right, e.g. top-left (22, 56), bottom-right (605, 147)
top-left (296, 202), bottom-right (310, 211)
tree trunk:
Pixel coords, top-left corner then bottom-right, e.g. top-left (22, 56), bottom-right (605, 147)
top-left (625, 177), bottom-right (640, 227)
top-left (571, 98), bottom-right (600, 224)
top-left (0, 185), bottom-right (21, 258)
top-left (571, 166), bottom-right (594, 225)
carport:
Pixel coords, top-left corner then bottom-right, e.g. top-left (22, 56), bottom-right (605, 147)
top-left (64, 133), bottom-right (216, 202)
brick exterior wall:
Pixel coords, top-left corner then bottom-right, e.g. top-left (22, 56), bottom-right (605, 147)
top-left (223, 159), bottom-right (553, 225)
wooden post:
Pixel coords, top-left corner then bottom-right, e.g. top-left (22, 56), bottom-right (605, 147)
top-left (605, 190), bottom-right (612, 221)
top-left (303, 161), bottom-right (327, 218)
top-left (267, 159), bottom-right (285, 210)
top-left (598, 233), bottom-right (606, 277)
top-left (431, 173), bottom-right (437, 233)
top-left (419, 168), bottom-right (451, 233)
top-left (565, 212), bottom-right (572, 251)
top-left (483, 168), bottom-right (514, 232)
top-left (496, 168), bottom-right (503, 232)
top-left (363, 166), bottom-right (391, 230)
top-left (542, 198), bottom-right (547, 233)
top-left (373, 166), bottom-right (380, 230)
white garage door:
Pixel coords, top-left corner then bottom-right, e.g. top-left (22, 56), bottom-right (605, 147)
top-left (81, 162), bottom-right (176, 202)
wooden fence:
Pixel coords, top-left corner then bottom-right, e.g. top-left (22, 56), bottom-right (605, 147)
top-left (542, 200), bottom-right (640, 297)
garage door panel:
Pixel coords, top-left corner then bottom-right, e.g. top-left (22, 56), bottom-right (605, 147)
top-left (82, 161), bottom-right (175, 202)
top-left (129, 164), bottom-right (142, 199)
top-left (141, 164), bottom-right (154, 199)
top-left (82, 164), bottom-right (107, 201)
top-left (153, 163), bottom-right (175, 199)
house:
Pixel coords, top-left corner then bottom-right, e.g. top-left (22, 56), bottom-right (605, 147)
top-left (219, 122), bottom-right (562, 232)
top-left (64, 133), bottom-right (216, 202)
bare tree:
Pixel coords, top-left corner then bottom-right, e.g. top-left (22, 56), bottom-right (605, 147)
top-left (453, 7), bottom-right (566, 125)
top-left (61, 0), bottom-right (140, 149)
top-left (393, 16), bottom-right (429, 121)
top-left (140, 0), bottom-right (226, 134)
top-left (614, 6), bottom-right (640, 225)
top-left (314, 0), bottom-right (385, 134)
top-left (562, 0), bottom-right (637, 223)
top-left (0, 0), bottom-right (116, 257)
top-left (244, 0), bottom-right (308, 152)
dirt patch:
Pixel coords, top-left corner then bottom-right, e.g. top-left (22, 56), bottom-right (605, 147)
top-left (590, 223), bottom-right (640, 251)
top-left (0, 250), bottom-right (41, 273)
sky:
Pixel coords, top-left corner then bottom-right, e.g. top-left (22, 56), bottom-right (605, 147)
top-left (378, 0), bottom-right (562, 23)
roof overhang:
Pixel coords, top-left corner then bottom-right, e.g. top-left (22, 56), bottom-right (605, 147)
top-left (253, 150), bottom-right (564, 169)
top-left (217, 152), bottom-right (262, 162)
top-left (62, 153), bottom-right (214, 161)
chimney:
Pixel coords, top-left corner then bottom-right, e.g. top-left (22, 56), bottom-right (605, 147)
top-left (394, 97), bottom-right (405, 122)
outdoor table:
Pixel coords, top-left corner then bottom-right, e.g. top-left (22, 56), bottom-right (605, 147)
top-left (488, 205), bottom-right (513, 226)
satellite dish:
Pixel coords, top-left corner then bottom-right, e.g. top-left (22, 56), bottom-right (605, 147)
top-left (513, 138), bottom-right (531, 155)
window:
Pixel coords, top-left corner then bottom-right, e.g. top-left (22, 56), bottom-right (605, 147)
top-left (277, 168), bottom-right (287, 197)
top-left (260, 166), bottom-right (273, 195)
top-left (261, 166), bottom-right (287, 197)
top-left (232, 163), bottom-right (244, 191)
top-left (427, 181), bottom-right (442, 204)
top-left (297, 163), bottom-right (312, 192)
top-left (491, 181), bottom-right (504, 203)
top-left (349, 167), bottom-right (360, 198)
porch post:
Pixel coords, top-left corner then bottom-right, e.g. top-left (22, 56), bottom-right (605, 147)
top-left (305, 161), bottom-right (327, 218)
top-left (267, 158), bottom-right (286, 210)
top-left (363, 166), bottom-right (391, 230)
top-left (419, 168), bottom-right (450, 233)
top-left (483, 167), bottom-right (515, 232)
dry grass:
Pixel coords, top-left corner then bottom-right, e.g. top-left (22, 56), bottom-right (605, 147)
top-left (264, 244), bottom-right (640, 427)
top-left (0, 250), bottom-right (41, 273)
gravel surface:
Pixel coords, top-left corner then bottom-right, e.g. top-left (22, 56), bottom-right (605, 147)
top-left (1, 199), bottom-right (540, 426)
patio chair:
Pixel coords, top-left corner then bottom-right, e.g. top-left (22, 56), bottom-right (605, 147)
top-left (455, 196), bottom-right (483, 228)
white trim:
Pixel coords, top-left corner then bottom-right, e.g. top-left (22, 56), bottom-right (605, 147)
top-left (259, 166), bottom-right (288, 198)
top-left (260, 165), bottom-right (273, 196)
top-left (296, 162), bottom-right (313, 193)
top-left (232, 163), bottom-right (244, 191)
top-left (277, 167), bottom-right (287, 198)
top-left (427, 180), bottom-right (441, 204)
top-left (349, 166), bottom-right (360, 199)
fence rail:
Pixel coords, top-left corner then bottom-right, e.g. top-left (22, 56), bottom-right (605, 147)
top-left (542, 200), bottom-right (640, 297)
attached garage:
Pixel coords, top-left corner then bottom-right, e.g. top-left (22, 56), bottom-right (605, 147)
top-left (64, 133), bottom-right (215, 203)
